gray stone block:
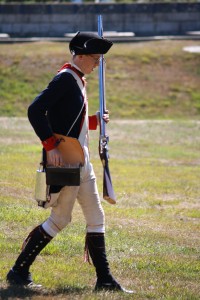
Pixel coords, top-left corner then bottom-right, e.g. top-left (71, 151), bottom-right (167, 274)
top-left (0, 3), bottom-right (200, 37)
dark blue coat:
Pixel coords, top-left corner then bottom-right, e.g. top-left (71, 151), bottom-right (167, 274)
top-left (28, 71), bottom-right (85, 142)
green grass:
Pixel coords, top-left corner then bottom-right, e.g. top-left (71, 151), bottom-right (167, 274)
top-left (0, 40), bottom-right (200, 119)
top-left (0, 39), bottom-right (200, 299)
top-left (0, 118), bottom-right (199, 299)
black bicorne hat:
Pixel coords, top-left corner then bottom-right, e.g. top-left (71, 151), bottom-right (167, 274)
top-left (69, 31), bottom-right (113, 55)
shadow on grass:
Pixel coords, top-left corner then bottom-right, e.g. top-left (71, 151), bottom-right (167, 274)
top-left (0, 284), bottom-right (89, 299)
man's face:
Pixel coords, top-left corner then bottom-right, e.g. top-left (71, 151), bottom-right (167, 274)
top-left (79, 54), bottom-right (101, 74)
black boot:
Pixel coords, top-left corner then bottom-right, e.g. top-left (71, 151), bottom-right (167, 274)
top-left (85, 232), bottom-right (134, 294)
top-left (7, 225), bottom-right (52, 287)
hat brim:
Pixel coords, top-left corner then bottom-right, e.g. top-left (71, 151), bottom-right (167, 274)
top-left (70, 37), bottom-right (113, 55)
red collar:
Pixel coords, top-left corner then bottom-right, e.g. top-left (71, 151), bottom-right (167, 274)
top-left (58, 63), bottom-right (85, 85)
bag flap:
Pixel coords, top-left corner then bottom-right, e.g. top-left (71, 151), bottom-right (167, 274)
top-left (47, 133), bottom-right (85, 166)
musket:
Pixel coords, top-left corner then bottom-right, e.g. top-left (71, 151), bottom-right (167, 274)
top-left (98, 15), bottom-right (116, 205)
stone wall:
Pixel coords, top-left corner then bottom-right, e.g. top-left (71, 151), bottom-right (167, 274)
top-left (0, 3), bottom-right (200, 37)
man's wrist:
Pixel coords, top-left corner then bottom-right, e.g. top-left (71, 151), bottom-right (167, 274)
top-left (96, 111), bottom-right (100, 125)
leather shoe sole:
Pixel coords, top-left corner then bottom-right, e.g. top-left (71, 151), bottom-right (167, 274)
top-left (95, 281), bottom-right (135, 294)
top-left (6, 269), bottom-right (42, 288)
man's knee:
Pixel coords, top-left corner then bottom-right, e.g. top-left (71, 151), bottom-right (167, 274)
top-left (42, 215), bottom-right (71, 237)
top-left (87, 223), bottom-right (105, 233)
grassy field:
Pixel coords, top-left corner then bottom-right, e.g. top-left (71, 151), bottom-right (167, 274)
top-left (0, 40), bottom-right (200, 299)
top-left (0, 117), bottom-right (199, 299)
top-left (0, 40), bottom-right (200, 119)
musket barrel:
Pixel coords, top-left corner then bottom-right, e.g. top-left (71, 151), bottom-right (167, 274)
top-left (98, 15), bottom-right (106, 137)
top-left (98, 14), bottom-right (116, 204)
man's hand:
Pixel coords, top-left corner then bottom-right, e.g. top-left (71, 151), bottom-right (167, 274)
top-left (103, 110), bottom-right (110, 123)
top-left (96, 110), bottom-right (110, 125)
top-left (47, 148), bottom-right (64, 166)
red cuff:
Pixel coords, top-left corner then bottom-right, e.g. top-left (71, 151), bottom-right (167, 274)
top-left (42, 136), bottom-right (58, 151)
top-left (89, 115), bottom-right (98, 130)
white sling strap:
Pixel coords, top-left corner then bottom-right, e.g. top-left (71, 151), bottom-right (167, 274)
top-left (58, 68), bottom-right (88, 147)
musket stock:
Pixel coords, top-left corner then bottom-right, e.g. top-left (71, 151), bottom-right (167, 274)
top-left (98, 15), bottom-right (116, 204)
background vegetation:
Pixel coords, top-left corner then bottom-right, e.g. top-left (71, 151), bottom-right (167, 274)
top-left (0, 40), bottom-right (200, 119)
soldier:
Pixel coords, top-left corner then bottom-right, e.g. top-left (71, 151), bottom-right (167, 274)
top-left (7, 32), bottom-right (133, 294)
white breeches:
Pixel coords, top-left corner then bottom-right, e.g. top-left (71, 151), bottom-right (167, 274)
top-left (42, 152), bottom-right (105, 237)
